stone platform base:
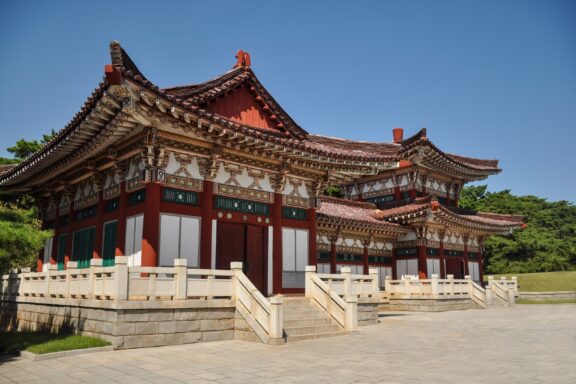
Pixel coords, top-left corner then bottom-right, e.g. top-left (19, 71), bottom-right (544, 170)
top-left (387, 297), bottom-right (477, 312)
top-left (518, 291), bottom-right (576, 300)
top-left (358, 299), bottom-right (380, 326)
top-left (1, 297), bottom-right (258, 349)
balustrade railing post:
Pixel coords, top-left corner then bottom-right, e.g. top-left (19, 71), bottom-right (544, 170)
top-left (464, 275), bottom-right (472, 298)
top-left (369, 268), bottom-right (379, 297)
top-left (403, 277), bottom-right (411, 295)
top-left (345, 297), bottom-right (358, 331)
top-left (431, 274), bottom-right (439, 296)
top-left (384, 275), bottom-right (392, 293)
top-left (447, 274), bottom-right (454, 295)
top-left (305, 265), bottom-right (316, 298)
top-left (269, 295), bottom-right (284, 339)
top-left (174, 259), bottom-right (188, 300)
top-left (66, 261), bottom-right (78, 299)
top-left (230, 262), bottom-right (243, 301)
top-left (486, 276), bottom-right (494, 305)
top-left (89, 259), bottom-right (102, 299)
top-left (511, 276), bottom-right (518, 296)
top-left (114, 256), bottom-right (128, 301)
top-left (341, 267), bottom-right (352, 299)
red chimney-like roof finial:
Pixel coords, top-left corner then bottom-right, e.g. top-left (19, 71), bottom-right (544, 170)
top-left (234, 50), bottom-right (251, 68)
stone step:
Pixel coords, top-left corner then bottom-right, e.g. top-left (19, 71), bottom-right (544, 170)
top-left (286, 331), bottom-right (344, 342)
top-left (282, 304), bottom-right (324, 313)
top-left (283, 317), bottom-right (333, 328)
top-left (283, 310), bottom-right (327, 320)
top-left (282, 298), bottom-right (310, 306)
top-left (284, 324), bottom-right (340, 336)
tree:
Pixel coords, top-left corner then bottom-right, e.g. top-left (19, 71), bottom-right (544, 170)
top-left (459, 185), bottom-right (576, 274)
top-left (1, 129), bottom-right (57, 163)
top-left (0, 203), bottom-right (52, 275)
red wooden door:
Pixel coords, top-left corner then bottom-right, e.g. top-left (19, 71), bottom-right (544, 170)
top-left (446, 259), bottom-right (464, 279)
top-left (216, 222), bottom-right (245, 270)
top-left (216, 222), bottom-right (267, 293)
top-left (245, 225), bottom-right (266, 293)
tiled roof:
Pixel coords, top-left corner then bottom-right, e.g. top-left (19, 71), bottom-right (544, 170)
top-left (316, 196), bottom-right (400, 227)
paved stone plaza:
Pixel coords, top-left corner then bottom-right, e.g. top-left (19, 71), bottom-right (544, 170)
top-left (1, 304), bottom-right (574, 384)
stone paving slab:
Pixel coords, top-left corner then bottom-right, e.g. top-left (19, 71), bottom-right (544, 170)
top-left (1, 305), bottom-right (575, 383)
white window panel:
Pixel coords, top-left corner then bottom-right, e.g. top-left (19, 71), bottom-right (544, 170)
top-left (159, 214), bottom-right (201, 267)
top-left (396, 259), bottom-right (418, 278)
top-left (125, 214), bottom-right (143, 267)
top-left (282, 228), bottom-right (296, 271)
top-left (317, 263), bottom-right (331, 274)
top-left (378, 267), bottom-right (392, 287)
top-left (427, 259), bottom-right (441, 276)
top-left (43, 237), bottom-right (54, 265)
top-left (468, 262), bottom-right (480, 281)
top-left (181, 216), bottom-right (200, 267)
top-left (336, 264), bottom-right (363, 274)
top-left (295, 229), bottom-right (309, 271)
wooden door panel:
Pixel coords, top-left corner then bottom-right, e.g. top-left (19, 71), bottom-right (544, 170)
top-left (245, 225), bottom-right (266, 293)
top-left (446, 259), bottom-right (463, 279)
top-left (216, 222), bottom-right (245, 270)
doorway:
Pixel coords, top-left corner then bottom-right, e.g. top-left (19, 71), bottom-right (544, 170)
top-left (216, 222), bottom-right (267, 294)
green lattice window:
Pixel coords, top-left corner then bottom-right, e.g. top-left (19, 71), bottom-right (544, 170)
top-left (105, 198), bottom-right (120, 212)
top-left (75, 206), bottom-right (97, 221)
top-left (368, 256), bottom-right (392, 264)
top-left (102, 221), bottom-right (117, 267)
top-left (162, 188), bottom-right (198, 205)
top-left (72, 227), bottom-right (95, 269)
top-left (128, 189), bottom-right (146, 206)
top-left (282, 207), bottom-right (307, 220)
top-left (317, 251), bottom-right (330, 261)
top-left (397, 247), bottom-right (418, 256)
top-left (214, 196), bottom-right (270, 216)
top-left (365, 195), bottom-right (394, 204)
top-left (56, 233), bottom-right (67, 270)
top-left (427, 247), bottom-right (439, 256)
top-left (445, 249), bottom-right (463, 257)
top-left (468, 252), bottom-right (478, 260)
top-left (336, 253), bottom-right (363, 262)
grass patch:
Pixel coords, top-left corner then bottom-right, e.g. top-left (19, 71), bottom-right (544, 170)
top-left (517, 298), bottom-right (576, 305)
top-left (484, 271), bottom-right (576, 292)
top-left (0, 332), bottom-right (110, 355)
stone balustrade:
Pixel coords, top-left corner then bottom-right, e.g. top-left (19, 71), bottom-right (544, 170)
top-left (316, 267), bottom-right (380, 299)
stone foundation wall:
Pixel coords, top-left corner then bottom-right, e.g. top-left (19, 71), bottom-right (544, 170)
top-left (1, 297), bottom-right (258, 349)
top-left (357, 300), bottom-right (379, 326)
top-left (518, 291), bottom-right (576, 300)
top-left (388, 297), bottom-right (477, 312)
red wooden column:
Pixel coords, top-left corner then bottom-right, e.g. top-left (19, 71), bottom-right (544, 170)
top-left (115, 180), bottom-right (128, 256)
top-left (394, 186), bottom-right (401, 201)
top-left (439, 233), bottom-right (446, 278)
top-left (363, 242), bottom-right (369, 275)
top-left (93, 191), bottom-right (104, 259)
top-left (463, 235), bottom-right (470, 276)
top-left (200, 180), bottom-right (214, 269)
top-left (329, 241), bottom-right (337, 274)
top-left (417, 244), bottom-right (427, 278)
top-left (478, 237), bottom-right (485, 283)
top-left (272, 193), bottom-right (283, 293)
top-left (141, 182), bottom-right (160, 267)
top-left (65, 204), bottom-right (74, 268)
top-left (392, 246), bottom-right (398, 279)
top-left (307, 206), bottom-right (317, 267)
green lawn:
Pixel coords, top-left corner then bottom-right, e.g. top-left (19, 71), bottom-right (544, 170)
top-left (0, 332), bottom-right (110, 355)
top-left (516, 298), bottom-right (576, 305)
top-left (484, 271), bottom-right (576, 292)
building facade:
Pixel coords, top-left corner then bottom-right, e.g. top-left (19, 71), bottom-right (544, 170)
top-left (0, 43), bottom-right (522, 295)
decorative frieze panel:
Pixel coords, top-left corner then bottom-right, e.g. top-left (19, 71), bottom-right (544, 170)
top-left (214, 195), bottom-right (271, 216)
top-left (214, 182), bottom-right (274, 203)
top-left (103, 169), bottom-right (121, 200)
top-left (424, 175), bottom-right (447, 196)
top-left (74, 179), bottom-right (99, 210)
top-left (44, 200), bottom-right (57, 221)
top-left (282, 194), bottom-right (310, 209)
top-left (58, 193), bottom-right (70, 216)
top-left (126, 156), bottom-right (145, 192)
top-left (166, 174), bottom-right (203, 191)
top-left (336, 237), bottom-right (364, 254)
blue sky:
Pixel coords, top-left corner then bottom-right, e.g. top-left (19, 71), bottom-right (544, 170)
top-left (1, 0), bottom-right (574, 202)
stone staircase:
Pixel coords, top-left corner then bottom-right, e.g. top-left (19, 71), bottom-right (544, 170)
top-left (282, 297), bottom-right (345, 342)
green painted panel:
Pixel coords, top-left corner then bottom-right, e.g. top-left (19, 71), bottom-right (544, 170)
top-left (282, 207), bottom-right (307, 221)
top-left (162, 188), bottom-right (198, 205)
top-left (56, 234), bottom-right (67, 271)
top-left (214, 196), bottom-right (270, 216)
top-left (317, 251), bottom-right (330, 261)
top-left (397, 247), bottom-right (418, 256)
top-left (102, 221), bottom-right (117, 267)
top-left (336, 253), bottom-right (363, 262)
top-left (105, 198), bottom-right (120, 212)
top-left (128, 189), bottom-right (146, 206)
top-left (368, 256), bottom-right (392, 264)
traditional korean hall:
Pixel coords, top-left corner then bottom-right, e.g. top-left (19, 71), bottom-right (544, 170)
top-left (0, 42), bottom-right (522, 295)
